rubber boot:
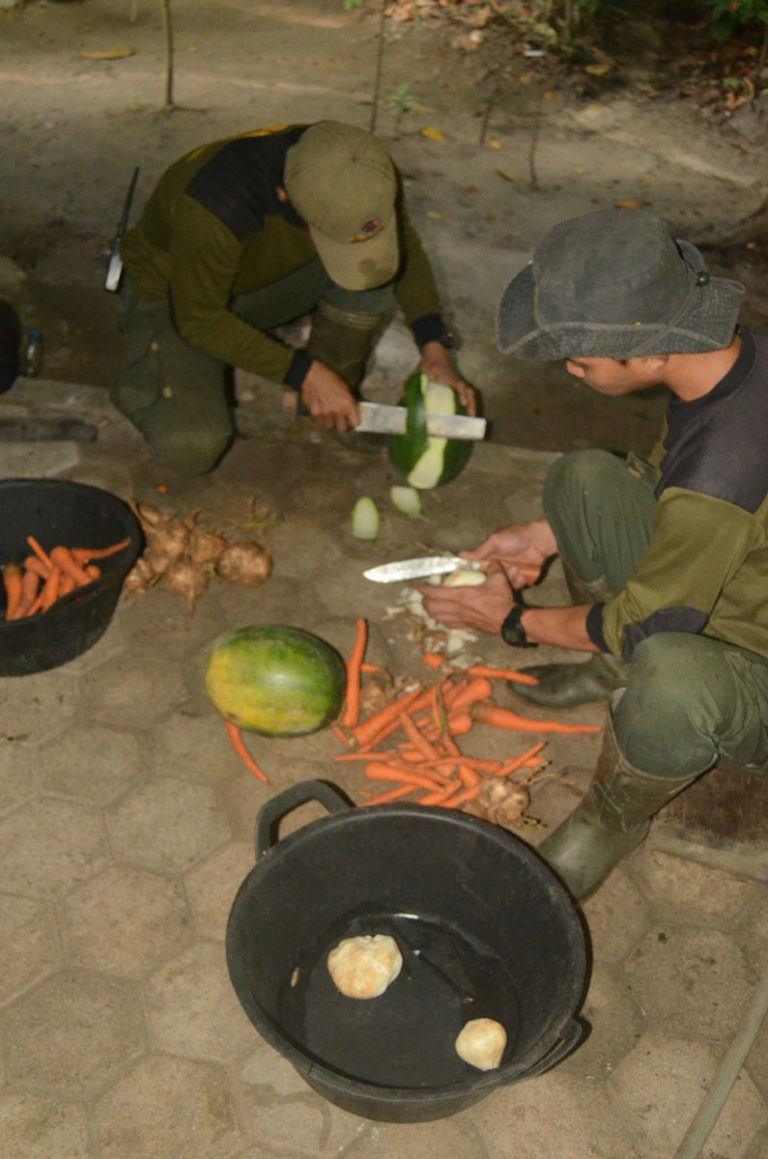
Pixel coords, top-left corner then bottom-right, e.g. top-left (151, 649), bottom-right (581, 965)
top-left (510, 558), bottom-right (630, 707)
top-left (537, 719), bottom-right (699, 900)
top-left (306, 301), bottom-right (388, 452)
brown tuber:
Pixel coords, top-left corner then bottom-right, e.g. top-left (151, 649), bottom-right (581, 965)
top-left (187, 526), bottom-right (228, 566)
top-left (163, 559), bottom-right (208, 614)
top-left (215, 540), bottom-right (272, 587)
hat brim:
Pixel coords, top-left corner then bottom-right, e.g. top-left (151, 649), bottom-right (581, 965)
top-left (310, 216), bottom-right (400, 291)
top-left (496, 248), bottom-right (744, 361)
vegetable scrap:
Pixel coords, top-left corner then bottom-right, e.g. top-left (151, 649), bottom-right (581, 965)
top-left (2, 535), bottom-right (131, 621)
top-left (126, 501), bottom-right (273, 613)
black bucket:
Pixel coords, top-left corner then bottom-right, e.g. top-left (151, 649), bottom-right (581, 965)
top-left (226, 781), bottom-right (590, 1123)
top-left (0, 478), bottom-right (142, 676)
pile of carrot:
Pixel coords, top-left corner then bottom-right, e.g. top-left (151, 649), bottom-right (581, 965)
top-left (331, 618), bottom-right (602, 812)
top-left (1, 534), bottom-right (131, 621)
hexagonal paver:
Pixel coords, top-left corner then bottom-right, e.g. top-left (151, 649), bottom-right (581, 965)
top-left (80, 654), bottom-right (188, 729)
top-left (0, 799), bottom-right (109, 898)
top-left (0, 739), bottom-right (38, 815)
top-left (60, 867), bottom-right (192, 979)
top-left (734, 892), bottom-right (768, 976)
top-left (0, 671), bottom-right (78, 742)
top-left (0, 1090), bottom-right (90, 1159)
top-left (343, 1117), bottom-right (485, 1159)
top-left (150, 711), bottom-right (242, 787)
top-left (609, 1027), bottom-right (766, 1157)
top-left (0, 893), bottom-right (61, 1005)
top-left (581, 866), bottom-right (651, 963)
top-left (93, 1055), bottom-right (243, 1159)
top-left (624, 925), bottom-right (755, 1039)
top-left (239, 1044), bottom-right (364, 1154)
top-left (144, 940), bottom-right (254, 1061)
top-left (107, 777), bottom-right (231, 873)
top-left (468, 1069), bottom-right (640, 1159)
top-left (635, 850), bottom-right (757, 923)
top-left (557, 963), bottom-right (644, 1080)
top-left (37, 722), bottom-right (143, 805)
top-left (4, 968), bottom-right (147, 1099)
top-left (184, 840), bottom-right (254, 941)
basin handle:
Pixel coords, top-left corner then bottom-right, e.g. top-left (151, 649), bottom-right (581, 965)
top-left (255, 779), bottom-right (353, 859)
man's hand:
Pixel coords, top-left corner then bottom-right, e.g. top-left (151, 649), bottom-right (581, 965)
top-left (462, 519), bottom-right (558, 588)
top-left (418, 564), bottom-right (515, 635)
top-left (417, 340), bottom-right (477, 415)
top-left (301, 360), bottom-right (360, 430)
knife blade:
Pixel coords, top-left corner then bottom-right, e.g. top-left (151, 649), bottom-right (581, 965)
top-left (363, 555), bottom-right (483, 583)
top-left (355, 402), bottom-right (486, 441)
top-left (104, 166), bottom-right (140, 293)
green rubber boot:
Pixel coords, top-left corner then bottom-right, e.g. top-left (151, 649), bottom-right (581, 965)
top-left (306, 301), bottom-right (388, 452)
top-left (510, 559), bottom-right (629, 707)
top-left (537, 720), bottom-right (699, 900)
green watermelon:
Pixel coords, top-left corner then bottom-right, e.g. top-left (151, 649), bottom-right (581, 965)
top-left (205, 625), bottom-right (346, 737)
top-left (388, 372), bottom-right (473, 490)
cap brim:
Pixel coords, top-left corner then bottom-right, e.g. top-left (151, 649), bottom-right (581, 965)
top-left (310, 216), bottom-right (399, 291)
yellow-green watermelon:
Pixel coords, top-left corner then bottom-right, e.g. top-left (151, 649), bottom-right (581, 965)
top-left (388, 372), bottom-right (473, 489)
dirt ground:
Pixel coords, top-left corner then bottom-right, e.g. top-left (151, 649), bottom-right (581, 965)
top-left (2, 0), bottom-right (768, 454)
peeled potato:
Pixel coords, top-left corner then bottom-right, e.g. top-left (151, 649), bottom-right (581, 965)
top-left (327, 934), bottom-right (403, 1000)
top-left (442, 569), bottom-right (487, 587)
top-left (455, 1018), bottom-right (507, 1071)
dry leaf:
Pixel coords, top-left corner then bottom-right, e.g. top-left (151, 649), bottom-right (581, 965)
top-left (496, 170), bottom-right (516, 183)
top-left (614, 200), bottom-right (640, 209)
top-left (490, 139), bottom-right (501, 149)
top-left (426, 210), bottom-right (444, 219)
top-left (585, 62), bottom-right (611, 77)
top-left (421, 127), bottom-right (446, 141)
top-left (78, 46), bottom-right (135, 60)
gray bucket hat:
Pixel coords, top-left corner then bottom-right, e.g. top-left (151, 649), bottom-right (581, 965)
top-left (497, 209), bottom-right (744, 360)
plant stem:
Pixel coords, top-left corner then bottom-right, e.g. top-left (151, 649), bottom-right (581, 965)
top-left (163, 0), bottom-right (175, 110)
top-left (369, 0), bottom-right (388, 133)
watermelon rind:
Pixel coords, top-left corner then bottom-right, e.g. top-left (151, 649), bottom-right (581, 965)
top-left (205, 624), bottom-right (346, 737)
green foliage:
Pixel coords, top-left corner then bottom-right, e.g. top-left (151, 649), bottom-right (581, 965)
top-left (386, 82), bottom-right (418, 117)
top-left (343, 0), bottom-right (365, 9)
top-left (700, 0), bottom-right (768, 39)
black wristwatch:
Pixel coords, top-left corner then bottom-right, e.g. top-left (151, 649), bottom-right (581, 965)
top-left (501, 604), bottom-right (537, 648)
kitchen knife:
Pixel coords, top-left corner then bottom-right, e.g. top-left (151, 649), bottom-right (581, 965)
top-left (104, 166), bottom-right (140, 293)
top-left (355, 402), bottom-right (486, 441)
top-left (363, 555), bottom-right (484, 583)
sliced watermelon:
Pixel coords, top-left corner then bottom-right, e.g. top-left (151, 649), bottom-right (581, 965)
top-left (388, 372), bottom-right (473, 489)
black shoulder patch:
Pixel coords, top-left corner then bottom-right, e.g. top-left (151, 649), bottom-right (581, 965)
top-left (622, 606), bottom-right (708, 661)
top-left (186, 129), bottom-right (304, 241)
top-left (658, 329), bottom-right (768, 514)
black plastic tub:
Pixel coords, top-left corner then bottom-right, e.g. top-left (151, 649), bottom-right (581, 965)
top-left (0, 478), bottom-right (142, 676)
top-left (227, 781), bottom-right (590, 1123)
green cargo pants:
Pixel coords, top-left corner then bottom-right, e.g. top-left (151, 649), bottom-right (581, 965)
top-left (542, 449), bottom-right (768, 781)
top-left (111, 260), bottom-right (394, 475)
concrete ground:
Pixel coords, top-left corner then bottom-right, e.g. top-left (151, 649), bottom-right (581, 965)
top-left (0, 377), bottom-right (766, 1159)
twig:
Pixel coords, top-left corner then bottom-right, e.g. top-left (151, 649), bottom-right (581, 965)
top-left (528, 84), bottom-right (544, 191)
top-left (369, 0), bottom-right (388, 134)
top-left (162, 0), bottom-right (175, 110)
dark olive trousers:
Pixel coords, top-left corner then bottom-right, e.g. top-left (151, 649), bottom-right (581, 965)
top-left (111, 261), bottom-right (393, 475)
top-left (542, 449), bottom-right (768, 781)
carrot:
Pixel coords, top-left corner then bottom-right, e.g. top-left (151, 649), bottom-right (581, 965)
top-left (26, 565), bottom-right (62, 616)
top-left (442, 677), bottom-right (470, 710)
top-left (27, 535), bottom-right (54, 571)
top-left (446, 677), bottom-right (494, 712)
top-left (364, 762), bottom-right (445, 791)
top-left (441, 784), bottom-right (480, 808)
top-left (333, 750), bottom-right (402, 762)
top-left (362, 784), bottom-right (418, 806)
top-left (23, 554), bottom-right (52, 580)
top-left (340, 617), bottom-right (368, 728)
top-left (360, 662), bottom-right (380, 673)
top-left (399, 712), bottom-right (440, 761)
top-left (16, 567), bottom-right (41, 618)
top-left (351, 686), bottom-right (423, 750)
top-left (71, 537), bottom-right (131, 563)
top-left (224, 719), bottom-right (270, 783)
top-left (49, 545), bottom-right (93, 588)
top-left (421, 651), bottom-right (444, 670)
top-left (3, 563), bottom-right (23, 620)
top-left (473, 704), bottom-right (602, 734)
top-left (493, 741), bottom-right (547, 776)
top-left (426, 755), bottom-right (503, 772)
top-left (59, 573), bottom-right (77, 598)
top-left (331, 724), bottom-right (354, 747)
top-left (417, 783), bottom-right (462, 806)
top-left (466, 665), bottom-right (540, 686)
top-left (440, 733), bottom-right (462, 758)
top-left (85, 564), bottom-right (101, 581)
top-left (457, 764), bottom-right (481, 787)
top-left (446, 712), bottom-right (473, 736)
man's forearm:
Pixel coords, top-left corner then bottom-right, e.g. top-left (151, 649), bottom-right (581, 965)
top-left (518, 604), bottom-right (600, 652)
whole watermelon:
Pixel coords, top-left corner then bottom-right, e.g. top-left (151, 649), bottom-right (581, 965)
top-left (388, 371), bottom-right (473, 489)
top-left (205, 625), bottom-right (346, 737)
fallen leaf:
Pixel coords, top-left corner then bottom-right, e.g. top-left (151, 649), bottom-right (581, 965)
top-left (421, 127), bottom-right (446, 141)
top-left (585, 62), bottom-right (611, 77)
top-left (614, 200), bottom-right (640, 209)
top-left (426, 210), bottom-right (444, 219)
top-left (496, 169), bottom-right (516, 183)
top-left (490, 139), bottom-right (501, 148)
top-left (78, 45), bottom-right (135, 60)
top-left (572, 166), bottom-right (585, 173)
top-left (544, 90), bottom-right (554, 100)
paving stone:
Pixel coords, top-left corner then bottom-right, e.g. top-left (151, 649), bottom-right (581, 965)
top-left (556, 963), bottom-right (644, 1080)
top-left (144, 940), bottom-right (255, 1061)
top-left (2, 442), bottom-right (79, 475)
top-left (79, 652), bottom-right (189, 729)
top-left (150, 711), bottom-right (243, 786)
top-left (93, 1055), bottom-right (244, 1159)
top-left (463, 1070), bottom-right (640, 1158)
top-left (0, 671), bottom-right (79, 740)
top-left (238, 1043), bottom-right (363, 1153)
top-left (219, 770), bottom-right (276, 841)
top-left (107, 776), bottom-right (231, 873)
top-left (4, 968), bottom-right (147, 1099)
top-left (0, 893), bottom-right (60, 1005)
top-left (746, 1008), bottom-right (768, 1103)
top-left (60, 867), bottom-right (192, 979)
top-left (0, 739), bottom-right (38, 815)
top-left (344, 1116), bottom-right (487, 1158)
top-left (58, 620), bottom-right (126, 675)
top-left (624, 925), bottom-right (755, 1039)
top-left (634, 849), bottom-right (757, 923)
top-left (733, 891), bottom-right (768, 975)
top-left (184, 840), bottom-right (255, 941)
top-left (0, 1089), bottom-right (91, 1159)
top-left (581, 867), bottom-right (651, 964)
top-left (36, 722), bottom-right (143, 805)
top-left (609, 1027), bottom-right (766, 1157)
top-left (0, 798), bottom-right (109, 898)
